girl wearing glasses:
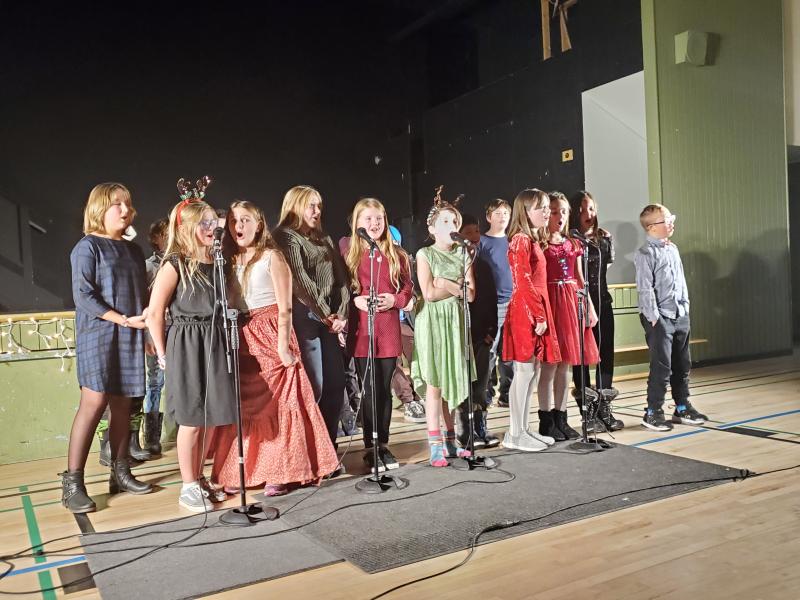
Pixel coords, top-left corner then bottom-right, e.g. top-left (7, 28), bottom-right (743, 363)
top-left (147, 195), bottom-right (237, 512)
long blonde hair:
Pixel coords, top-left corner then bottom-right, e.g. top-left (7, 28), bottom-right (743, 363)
top-left (277, 185), bottom-right (323, 237)
top-left (162, 200), bottom-right (214, 293)
top-left (345, 198), bottom-right (407, 293)
top-left (507, 188), bottom-right (549, 246)
top-left (83, 182), bottom-right (136, 235)
top-left (227, 199), bottom-right (279, 295)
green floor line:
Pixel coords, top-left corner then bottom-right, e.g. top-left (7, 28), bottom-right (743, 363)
top-left (20, 485), bottom-right (57, 599)
top-left (0, 500), bottom-right (61, 514)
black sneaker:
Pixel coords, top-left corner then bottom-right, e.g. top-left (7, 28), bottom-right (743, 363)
top-left (363, 450), bottom-right (386, 473)
top-left (641, 409), bottom-right (674, 431)
top-left (379, 447), bottom-right (399, 470)
top-left (672, 402), bottom-right (707, 425)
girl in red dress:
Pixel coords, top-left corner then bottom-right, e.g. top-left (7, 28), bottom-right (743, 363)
top-left (502, 189), bottom-right (562, 452)
top-left (342, 198), bottom-right (414, 472)
top-left (538, 192), bottom-right (599, 441)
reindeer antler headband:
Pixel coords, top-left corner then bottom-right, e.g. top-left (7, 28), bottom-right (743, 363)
top-left (426, 185), bottom-right (464, 226)
top-left (175, 175), bottom-right (212, 225)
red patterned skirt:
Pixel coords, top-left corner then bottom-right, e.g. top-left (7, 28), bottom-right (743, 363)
top-left (211, 304), bottom-right (339, 487)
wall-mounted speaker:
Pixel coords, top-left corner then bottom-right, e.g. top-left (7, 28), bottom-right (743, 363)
top-left (675, 30), bottom-right (710, 66)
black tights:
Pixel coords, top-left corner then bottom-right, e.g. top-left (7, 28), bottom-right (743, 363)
top-left (67, 387), bottom-right (131, 471)
top-left (355, 357), bottom-right (396, 448)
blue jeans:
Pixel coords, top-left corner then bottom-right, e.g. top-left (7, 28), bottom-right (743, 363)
top-left (487, 302), bottom-right (513, 404)
top-left (144, 353), bottom-right (164, 413)
top-left (292, 303), bottom-right (345, 444)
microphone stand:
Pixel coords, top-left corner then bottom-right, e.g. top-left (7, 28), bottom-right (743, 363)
top-left (568, 239), bottom-right (611, 452)
top-left (213, 237), bottom-right (280, 524)
top-left (356, 240), bottom-right (409, 493)
top-left (452, 241), bottom-right (496, 471)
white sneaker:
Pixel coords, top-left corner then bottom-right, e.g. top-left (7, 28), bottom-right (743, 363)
top-left (179, 482), bottom-right (212, 513)
top-left (502, 432), bottom-right (547, 452)
top-left (524, 429), bottom-right (555, 446)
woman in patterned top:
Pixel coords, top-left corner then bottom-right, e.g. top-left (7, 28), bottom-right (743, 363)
top-left (273, 186), bottom-right (350, 448)
top-left (62, 183), bottom-right (153, 514)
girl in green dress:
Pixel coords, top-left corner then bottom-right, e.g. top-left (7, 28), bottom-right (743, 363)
top-left (411, 197), bottom-right (476, 466)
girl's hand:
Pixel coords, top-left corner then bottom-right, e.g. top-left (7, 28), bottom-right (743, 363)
top-left (328, 316), bottom-right (346, 334)
top-left (446, 280), bottom-right (463, 298)
top-left (403, 297), bottom-right (415, 312)
top-left (354, 296), bottom-right (369, 312)
top-left (126, 314), bottom-right (147, 330)
top-left (157, 354), bottom-right (166, 370)
top-left (588, 308), bottom-right (598, 328)
top-left (377, 293), bottom-right (396, 312)
top-left (278, 346), bottom-right (297, 367)
top-left (145, 340), bottom-right (156, 356)
top-left (535, 321), bottom-right (547, 336)
top-left (337, 332), bottom-right (347, 347)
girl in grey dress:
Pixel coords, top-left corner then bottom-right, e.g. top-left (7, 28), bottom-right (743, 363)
top-left (62, 183), bottom-right (153, 514)
top-left (147, 192), bottom-right (236, 512)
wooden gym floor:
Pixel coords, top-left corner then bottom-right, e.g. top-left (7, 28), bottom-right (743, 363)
top-left (1, 351), bottom-right (799, 599)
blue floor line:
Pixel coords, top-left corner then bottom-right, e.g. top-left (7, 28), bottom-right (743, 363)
top-left (633, 408), bottom-right (800, 447)
top-left (5, 556), bottom-right (85, 577)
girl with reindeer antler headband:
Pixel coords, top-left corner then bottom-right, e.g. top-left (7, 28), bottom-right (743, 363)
top-left (146, 176), bottom-right (238, 513)
top-left (410, 186), bottom-right (477, 467)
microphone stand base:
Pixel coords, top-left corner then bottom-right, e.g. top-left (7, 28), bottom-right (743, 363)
top-left (450, 455), bottom-right (498, 471)
top-left (568, 439), bottom-right (613, 452)
top-left (355, 474), bottom-right (409, 494)
top-left (220, 503), bottom-right (280, 526)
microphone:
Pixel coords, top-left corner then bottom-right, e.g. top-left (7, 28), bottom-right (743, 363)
top-left (356, 227), bottom-right (378, 249)
top-left (213, 227), bottom-right (224, 251)
top-left (449, 231), bottom-right (472, 247)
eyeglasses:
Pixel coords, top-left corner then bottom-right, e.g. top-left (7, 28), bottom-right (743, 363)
top-left (649, 214), bottom-right (676, 226)
top-left (198, 219), bottom-right (218, 230)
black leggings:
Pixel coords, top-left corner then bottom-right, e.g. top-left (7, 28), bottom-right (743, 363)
top-left (355, 357), bottom-right (396, 447)
top-left (572, 301), bottom-right (615, 391)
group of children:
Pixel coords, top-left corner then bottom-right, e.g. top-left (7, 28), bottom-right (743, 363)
top-left (60, 180), bottom-right (707, 514)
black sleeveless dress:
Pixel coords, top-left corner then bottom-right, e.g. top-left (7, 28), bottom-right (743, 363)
top-left (164, 255), bottom-right (236, 427)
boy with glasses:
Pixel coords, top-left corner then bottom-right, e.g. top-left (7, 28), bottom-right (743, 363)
top-left (635, 204), bottom-right (707, 431)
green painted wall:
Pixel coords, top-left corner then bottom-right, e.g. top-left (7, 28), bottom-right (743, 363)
top-left (642, 0), bottom-right (791, 361)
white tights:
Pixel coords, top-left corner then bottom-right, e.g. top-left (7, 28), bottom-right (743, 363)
top-left (537, 362), bottom-right (570, 411)
top-left (509, 359), bottom-right (541, 437)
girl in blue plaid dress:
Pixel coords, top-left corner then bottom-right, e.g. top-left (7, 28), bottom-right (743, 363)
top-left (62, 183), bottom-right (154, 514)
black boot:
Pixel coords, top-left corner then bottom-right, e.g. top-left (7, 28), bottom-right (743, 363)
top-left (98, 429), bottom-right (111, 467)
top-left (143, 412), bottom-right (163, 455)
top-left (109, 459), bottom-right (153, 495)
top-left (474, 411), bottom-right (500, 448)
top-left (553, 409), bottom-right (580, 440)
top-left (539, 410), bottom-right (566, 442)
top-left (598, 389), bottom-right (624, 431)
top-left (129, 422), bottom-right (153, 462)
top-left (60, 470), bottom-right (96, 513)
top-left (457, 408), bottom-right (484, 449)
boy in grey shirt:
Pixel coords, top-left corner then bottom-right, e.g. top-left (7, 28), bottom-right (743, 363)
top-left (634, 204), bottom-right (707, 431)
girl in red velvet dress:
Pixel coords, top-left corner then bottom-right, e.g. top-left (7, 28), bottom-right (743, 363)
top-left (502, 189), bottom-right (562, 452)
top-left (538, 192), bottom-right (599, 441)
top-left (342, 198), bottom-right (414, 473)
